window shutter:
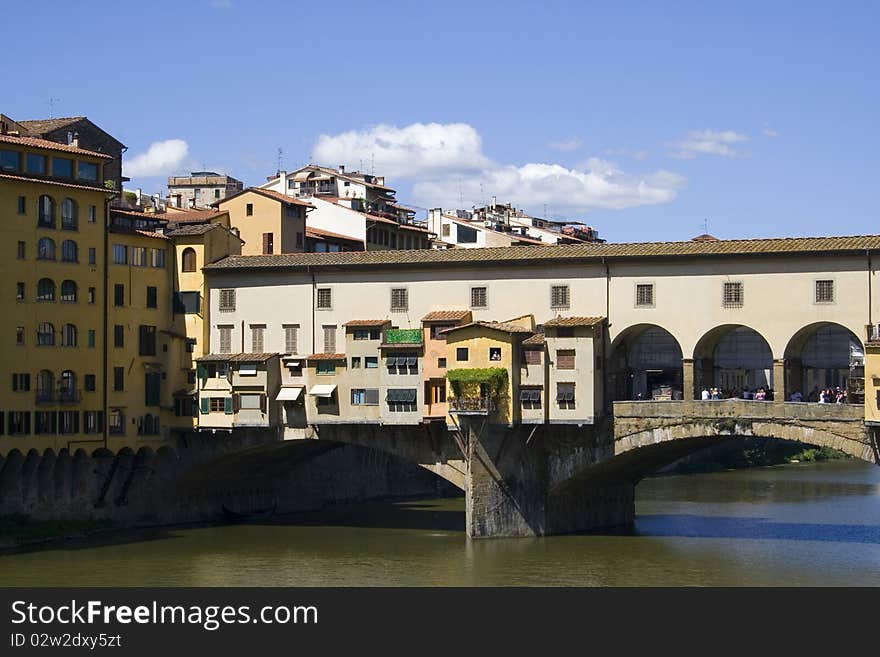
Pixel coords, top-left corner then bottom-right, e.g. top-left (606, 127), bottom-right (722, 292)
top-left (200, 398), bottom-right (209, 414)
top-left (224, 397), bottom-right (233, 414)
top-left (259, 393), bottom-right (267, 413)
top-left (51, 411), bottom-right (58, 434)
top-left (233, 393), bottom-right (240, 412)
top-left (196, 363), bottom-right (206, 380)
top-left (25, 373), bottom-right (30, 391)
top-left (24, 412), bottom-right (30, 434)
top-left (73, 412), bottom-right (79, 434)
top-left (12, 374), bottom-right (17, 392)
top-left (97, 411), bottom-right (104, 432)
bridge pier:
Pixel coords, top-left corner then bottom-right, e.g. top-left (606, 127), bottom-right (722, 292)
top-left (682, 359), bottom-right (695, 401)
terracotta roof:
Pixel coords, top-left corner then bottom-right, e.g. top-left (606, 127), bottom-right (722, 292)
top-left (343, 319), bottom-right (391, 327)
top-left (0, 173), bottom-right (113, 194)
top-left (215, 187), bottom-right (315, 208)
top-left (110, 208), bottom-right (168, 222)
top-left (196, 352), bottom-right (279, 362)
top-left (306, 226), bottom-right (363, 243)
top-left (164, 223), bottom-right (221, 236)
top-left (0, 133), bottom-right (113, 158)
top-left (442, 321), bottom-right (534, 335)
top-left (18, 116), bottom-right (85, 134)
top-left (306, 353), bottom-right (347, 360)
top-left (163, 208), bottom-right (227, 223)
top-left (692, 233), bottom-right (719, 242)
top-left (205, 235), bottom-right (880, 272)
top-left (108, 226), bottom-right (170, 241)
top-left (422, 310), bottom-right (472, 322)
top-left (301, 165), bottom-right (397, 192)
top-left (521, 334), bottom-right (546, 346)
top-left (543, 316), bottom-right (605, 327)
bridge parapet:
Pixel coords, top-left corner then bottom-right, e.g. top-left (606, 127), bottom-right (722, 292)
top-left (613, 399), bottom-right (864, 422)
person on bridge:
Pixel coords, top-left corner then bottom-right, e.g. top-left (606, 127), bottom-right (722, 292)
top-left (701, 387), bottom-right (710, 400)
top-left (790, 390), bottom-right (803, 402)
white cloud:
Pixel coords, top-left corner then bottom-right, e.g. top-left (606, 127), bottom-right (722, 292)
top-left (548, 137), bottom-right (583, 151)
top-left (312, 122), bottom-right (491, 178)
top-left (667, 130), bottom-right (749, 159)
top-left (125, 139), bottom-right (190, 177)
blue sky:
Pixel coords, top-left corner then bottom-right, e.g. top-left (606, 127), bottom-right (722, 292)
top-left (3, 0), bottom-right (877, 242)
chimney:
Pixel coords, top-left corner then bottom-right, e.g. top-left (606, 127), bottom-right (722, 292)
top-left (338, 164), bottom-right (345, 174)
top-left (376, 176), bottom-right (384, 186)
top-left (491, 195), bottom-right (497, 208)
top-left (277, 170), bottom-right (287, 195)
top-left (135, 188), bottom-right (142, 207)
top-left (71, 132), bottom-right (79, 148)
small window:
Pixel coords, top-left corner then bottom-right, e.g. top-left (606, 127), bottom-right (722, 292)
top-left (521, 388), bottom-right (543, 409)
top-left (723, 282), bottom-right (743, 308)
top-left (113, 244), bottom-right (127, 264)
top-left (88, 248), bottom-right (96, 265)
top-left (316, 288), bottom-right (332, 310)
top-left (219, 289), bottom-right (236, 312)
top-left (246, 203), bottom-right (253, 216)
top-left (113, 367), bottom-right (124, 391)
top-left (353, 329), bottom-right (369, 340)
top-left (17, 241), bottom-right (25, 259)
top-left (523, 349), bottom-right (542, 365)
top-left (556, 349), bottom-right (576, 370)
top-left (316, 361), bottom-right (336, 375)
top-left (365, 356), bottom-right (378, 369)
top-left (114, 283), bottom-right (124, 307)
top-left (556, 327), bottom-right (575, 338)
top-left (88, 287), bottom-right (95, 304)
top-left (551, 285), bottom-right (570, 309)
top-left (16, 326), bottom-right (24, 345)
top-left (471, 286), bottom-right (487, 308)
top-left (489, 347), bottom-right (502, 361)
top-left (88, 205), bottom-right (96, 223)
top-left (16, 282), bottom-right (24, 301)
top-left (815, 280), bottom-right (834, 304)
top-left (456, 347), bottom-right (469, 361)
top-left (636, 283), bottom-right (654, 307)
top-left (114, 324), bottom-right (124, 348)
top-left (146, 286), bottom-right (158, 308)
top-left (17, 196), bottom-right (25, 214)
top-left (262, 232), bottom-right (274, 255)
top-left (557, 382), bottom-right (575, 409)
top-left (351, 356), bottom-right (361, 368)
top-left (84, 374), bottom-right (96, 392)
top-left (391, 288), bottom-right (408, 311)
top-left (438, 357), bottom-right (447, 368)
top-left (181, 247), bottom-right (196, 272)
top-left (88, 330), bottom-right (95, 347)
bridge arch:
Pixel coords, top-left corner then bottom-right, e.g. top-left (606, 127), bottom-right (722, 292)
top-left (692, 324), bottom-right (774, 399)
top-left (608, 324), bottom-right (684, 401)
top-left (783, 322), bottom-right (864, 401)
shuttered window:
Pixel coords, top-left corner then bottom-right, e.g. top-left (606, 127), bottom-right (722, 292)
top-left (219, 289), bottom-right (235, 312)
top-left (636, 284), bottom-right (654, 307)
top-left (523, 349), bottom-right (542, 365)
top-left (284, 325), bottom-right (299, 353)
top-left (391, 288), bottom-right (408, 311)
top-left (218, 326), bottom-right (232, 353)
top-left (551, 285), bottom-right (570, 309)
top-left (470, 286), bottom-right (487, 308)
top-left (250, 325), bottom-right (265, 352)
top-left (556, 349), bottom-right (575, 370)
top-left (316, 288), bottom-right (332, 309)
top-left (323, 325), bottom-right (336, 353)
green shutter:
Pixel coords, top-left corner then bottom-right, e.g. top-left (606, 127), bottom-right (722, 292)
top-left (224, 397), bottom-right (233, 414)
top-left (200, 398), bottom-right (209, 414)
top-left (196, 363), bottom-right (206, 380)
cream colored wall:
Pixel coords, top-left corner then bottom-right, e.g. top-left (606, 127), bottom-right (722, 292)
top-left (343, 330), bottom-right (384, 423)
top-left (546, 330), bottom-right (599, 424)
top-left (218, 193), bottom-right (281, 256)
top-left (303, 360), bottom-right (347, 422)
top-left (865, 346), bottom-right (880, 424)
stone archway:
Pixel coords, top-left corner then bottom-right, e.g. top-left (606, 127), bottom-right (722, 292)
top-left (784, 322), bottom-right (864, 402)
top-left (692, 324), bottom-right (774, 399)
top-left (608, 324), bottom-right (684, 402)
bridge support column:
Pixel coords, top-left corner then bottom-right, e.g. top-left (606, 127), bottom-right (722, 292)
top-left (681, 359), bottom-right (695, 401)
top-left (773, 359), bottom-right (787, 401)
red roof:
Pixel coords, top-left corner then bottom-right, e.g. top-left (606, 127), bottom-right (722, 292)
top-left (0, 133), bottom-right (113, 158)
top-left (215, 187), bottom-right (315, 208)
top-left (0, 173), bottom-right (113, 194)
top-left (421, 310), bottom-right (472, 322)
top-left (343, 319), bottom-right (391, 327)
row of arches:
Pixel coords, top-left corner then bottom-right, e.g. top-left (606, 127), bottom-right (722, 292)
top-left (609, 321), bottom-right (863, 401)
top-left (37, 195), bottom-right (81, 231)
top-left (35, 322), bottom-right (79, 347)
top-left (37, 237), bottom-right (79, 262)
top-left (36, 278), bottom-right (79, 302)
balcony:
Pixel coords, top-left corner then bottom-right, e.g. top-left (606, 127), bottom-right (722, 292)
top-left (35, 389), bottom-right (81, 404)
top-left (449, 396), bottom-right (496, 415)
top-left (382, 329), bottom-right (423, 348)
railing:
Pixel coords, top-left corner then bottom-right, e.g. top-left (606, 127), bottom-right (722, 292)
top-left (613, 399), bottom-right (864, 422)
top-left (449, 396), bottom-right (496, 415)
top-left (35, 389), bottom-right (81, 404)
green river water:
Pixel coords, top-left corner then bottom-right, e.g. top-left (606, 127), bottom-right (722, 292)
top-left (1, 460), bottom-right (879, 586)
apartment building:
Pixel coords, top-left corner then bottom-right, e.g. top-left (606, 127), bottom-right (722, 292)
top-left (195, 353), bottom-right (281, 432)
top-left (215, 187), bottom-right (313, 255)
top-left (168, 171), bottom-right (244, 209)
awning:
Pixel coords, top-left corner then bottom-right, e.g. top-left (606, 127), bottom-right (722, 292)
top-left (387, 389), bottom-right (417, 403)
top-left (276, 387), bottom-right (303, 401)
top-left (293, 171), bottom-right (312, 181)
top-left (308, 384), bottom-right (337, 397)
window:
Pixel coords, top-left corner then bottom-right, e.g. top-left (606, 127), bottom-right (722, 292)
top-left (36, 370), bottom-right (54, 401)
top-left (145, 372), bottom-right (160, 407)
top-left (387, 388), bottom-right (418, 412)
top-left (12, 373), bottom-right (31, 391)
top-left (556, 349), bottom-right (575, 370)
top-left (38, 195), bottom-right (54, 228)
top-left (442, 224), bottom-right (450, 237)
top-left (17, 241), bottom-right (25, 259)
top-left (59, 371), bottom-right (76, 400)
top-left (523, 349), bottom-right (542, 365)
top-left (353, 329), bottom-right (369, 341)
top-left (430, 324), bottom-right (454, 340)
top-left (521, 388), bottom-right (542, 409)
top-left (250, 324), bottom-right (265, 352)
top-left (369, 329), bottom-right (381, 340)
top-left (246, 203), bottom-right (253, 216)
top-left (36, 322), bottom-right (55, 346)
top-left (26, 153), bottom-right (46, 175)
top-left (487, 347), bottom-right (502, 362)
top-left (62, 324), bottom-right (77, 347)
top-left (113, 244), bottom-right (127, 264)
top-left (636, 283), bottom-right (654, 307)
top-left (88, 248), bottom-right (96, 265)
top-left (296, 232), bottom-right (303, 247)
top-left (114, 283), bottom-right (124, 306)
top-left (131, 247), bottom-right (147, 267)
top-left (723, 281), bottom-right (743, 308)
top-left (61, 239), bottom-right (77, 262)
top-left (146, 286), bottom-right (158, 309)
top-left (1, 149), bottom-right (19, 171)
top-left (88, 330), bottom-right (95, 348)
top-left (209, 397), bottom-right (226, 412)
top-left (109, 409), bottom-right (125, 434)
top-left (471, 287), bottom-right (487, 308)
top-left (181, 247), bottom-right (196, 272)
top-left (316, 288), bottom-right (332, 309)
top-left (186, 339), bottom-right (196, 353)
top-left (37, 278), bottom-right (55, 301)
top-left (61, 198), bottom-right (77, 230)
top-left (16, 326), bottom-right (24, 345)
top-left (365, 356), bottom-right (378, 369)
top-left (175, 291), bottom-right (200, 314)
top-left (219, 326), bottom-right (233, 353)
top-left (262, 233), bottom-right (274, 255)
top-left (150, 248), bottom-right (166, 268)
top-left (316, 361), bottom-right (336, 375)
top-left (551, 285), bottom-right (570, 309)
top-left (456, 225), bottom-right (477, 243)
top-left (84, 411), bottom-right (104, 434)
top-left (391, 288), bottom-right (408, 312)
top-left (557, 382), bottom-right (575, 409)
top-left (88, 205), bottom-right (96, 223)
top-left (239, 393), bottom-right (262, 410)
top-left (351, 357), bottom-right (361, 368)
top-left (284, 325), bottom-right (299, 353)
top-left (351, 388), bottom-right (379, 406)
top-left (438, 357), bottom-right (447, 368)
top-left (214, 189), bottom-right (221, 199)
top-left (85, 374), bottom-right (96, 392)
top-left (16, 282), bottom-right (24, 301)
top-left (37, 237), bottom-right (55, 260)
top-left (456, 347), bottom-right (469, 361)
top-left (138, 325), bottom-right (157, 356)
top-left (77, 161), bottom-right (98, 181)
top-left (219, 289), bottom-right (235, 312)
top-left (58, 411), bottom-right (79, 435)
top-left (114, 325), bottom-right (124, 348)
top-left (323, 325), bottom-right (337, 353)
top-left (113, 367), bottom-right (124, 392)
top-left (18, 196), bottom-right (25, 214)
top-left (194, 189), bottom-right (201, 201)
top-left (60, 280), bottom-right (77, 303)
top-left (8, 411), bottom-right (30, 435)
top-left (53, 157), bottom-right (73, 177)
top-left (816, 280), bottom-right (834, 303)
top-left (35, 411), bottom-right (55, 435)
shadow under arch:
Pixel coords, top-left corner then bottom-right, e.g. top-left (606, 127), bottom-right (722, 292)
top-left (608, 323), bottom-right (684, 402)
top-left (783, 321), bottom-right (864, 401)
top-left (692, 323), bottom-right (774, 399)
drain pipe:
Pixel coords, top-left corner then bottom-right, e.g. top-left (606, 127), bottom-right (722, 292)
top-left (868, 249), bottom-right (873, 329)
top-left (309, 266), bottom-right (316, 354)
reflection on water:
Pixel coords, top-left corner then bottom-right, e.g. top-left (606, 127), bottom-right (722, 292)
top-left (1, 460), bottom-right (879, 586)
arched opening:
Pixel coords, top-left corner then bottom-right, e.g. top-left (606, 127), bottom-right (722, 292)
top-left (60, 370), bottom-right (76, 401)
top-left (37, 237), bottom-right (55, 260)
top-left (608, 324), bottom-right (683, 401)
top-left (784, 322), bottom-right (864, 403)
top-left (37, 278), bottom-right (55, 301)
top-left (61, 323), bottom-right (77, 347)
top-left (36, 370), bottom-right (54, 402)
top-left (181, 247), bottom-right (196, 272)
top-left (61, 239), bottom-right (77, 262)
top-left (60, 280), bottom-right (77, 302)
top-left (36, 322), bottom-right (55, 346)
top-left (61, 198), bottom-right (78, 230)
top-left (38, 195), bottom-right (55, 228)
top-left (693, 325), bottom-right (773, 399)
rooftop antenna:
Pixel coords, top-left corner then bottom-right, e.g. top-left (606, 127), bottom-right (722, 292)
top-left (47, 97), bottom-right (60, 118)
top-left (458, 178), bottom-right (463, 207)
top-left (702, 218), bottom-right (709, 235)
top-left (370, 152), bottom-right (375, 176)
top-left (276, 147), bottom-right (283, 175)
top-left (543, 204), bottom-right (547, 220)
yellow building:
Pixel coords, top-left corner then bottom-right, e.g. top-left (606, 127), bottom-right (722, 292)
top-left (215, 188), bottom-right (313, 255)
top-left (1, 131), bottom-right (113, 452)
top-left (864, 338), bottom-right (880, 425)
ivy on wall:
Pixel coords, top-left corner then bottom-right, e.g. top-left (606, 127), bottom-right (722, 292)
top-left (445, 368), bottom-right (508, 396)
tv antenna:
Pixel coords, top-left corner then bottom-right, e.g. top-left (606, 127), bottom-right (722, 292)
top-left (47, 98), bottom-right (60, 118)
top-left (702, 218), bottom-right (710, 235)
top-left (276, 147), bottom-right (283, 175)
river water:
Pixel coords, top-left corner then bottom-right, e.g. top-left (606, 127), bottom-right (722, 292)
top-left (1, 460), bottom-right (879, 586)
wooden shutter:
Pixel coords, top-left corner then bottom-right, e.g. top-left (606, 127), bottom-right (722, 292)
top-left (224, 397), bottom-right (233, 414)
top-left (11, 374), bottom-right (17, 391)
top-left (233, 393), bottom-right (241, 412)
top-left (556, 350), bottom-right (575, 370)
top-left (259, 393), bottom-right (267, 413)
top-left (200, 398), bottom-right (209, 414)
